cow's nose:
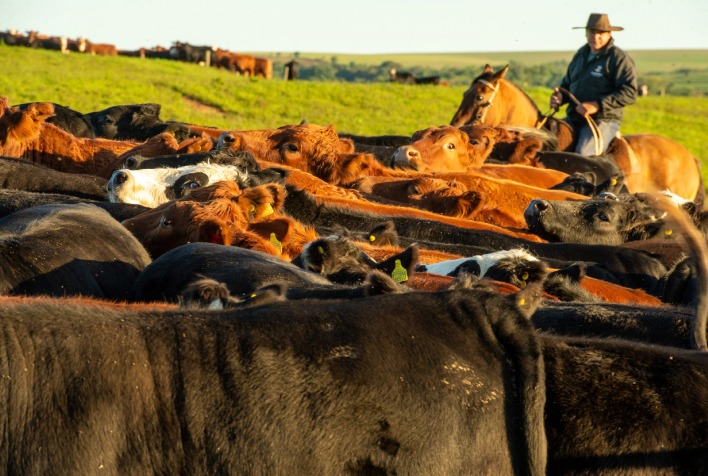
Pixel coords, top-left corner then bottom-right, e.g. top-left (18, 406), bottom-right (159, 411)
top-left (124, 156), bottom-right (138, 169)
top-left (533, 200), bottom-right (549, 212)
top-left (112, 170), bottom-right (129, 185)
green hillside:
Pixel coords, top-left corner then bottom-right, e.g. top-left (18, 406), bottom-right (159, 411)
top-left (1, 44), bottom-right (706, 186)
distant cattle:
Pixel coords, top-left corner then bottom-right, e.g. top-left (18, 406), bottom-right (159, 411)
top-left (389, 68), bottom-right (440, 85)
top-left (0, 203), bottom-right (151, 299)
top-left (213, 49), bottom-right (256, 76)
top-left (84, 40), bottom-right (118, 56)
top-left (170, 42), bottom-right (214, 66)
top-left (254, 57), bottom-right (273, 79)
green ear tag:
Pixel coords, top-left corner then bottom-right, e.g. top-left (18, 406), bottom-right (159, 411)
top-left (269, 233), bottom-right (283, 253)
top-left (263, 203), bottom-right (274, 217)
top-left (521, 272), bottom-right (529, 281)
top-left (391, 259), bottom-right (409, 283)
top-left (317, 245), bottom-right (324, 254)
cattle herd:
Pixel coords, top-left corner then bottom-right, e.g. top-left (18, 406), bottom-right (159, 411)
top-left (0, 64), bottom-right (707, 473)
top-left (1, 29), bottom-right (274, 78)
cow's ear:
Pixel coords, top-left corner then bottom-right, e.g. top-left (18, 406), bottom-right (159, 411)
top-left (249, 217), bottom-right (291, 244)
top-left (141, 103), bottom-right (161, 117)
top-left (513, 281), bottom-right (545, 319)
top-left (198, 220), bottom-right (229, 244)
top-left (550, 262), bottom-right (587, 283)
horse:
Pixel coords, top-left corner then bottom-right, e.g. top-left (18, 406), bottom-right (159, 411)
top-left (450, 64), bottom-right (704, 204)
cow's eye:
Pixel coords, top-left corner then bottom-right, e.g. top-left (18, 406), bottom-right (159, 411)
top-left (410, 185), bottom-right (421, 195)
top-left (285, 143), bottom-right (299, 152)
top-left (446, 142), bottom-right (455, 150)
top-left (597, 213), bottom-right (609, 222)
top-left (186, 181), bottom-right (201, 190)
top-left (159, 216), bottom-right (171, 227)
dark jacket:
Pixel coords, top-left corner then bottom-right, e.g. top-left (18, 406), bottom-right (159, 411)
top-left (559, 38), bottom-right (637, 126)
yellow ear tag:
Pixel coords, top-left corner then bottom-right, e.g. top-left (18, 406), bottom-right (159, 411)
top-left (269, 233), bottom-right (282, 253)
top-left (317, 246), bottom-right (324, 254)
top-left (610, 178), bottom-right (617, 185)
top-left (519, 297), bottom-right (526, 306)
top-left (521, 272), bottom-right (529, 281)
top-left (391, 259), bottom-right (409, 283)
top-left (263, 203), bottom-right (274, 217)
top-left (248, 204), bottom-right (256, 212)
top-left (250, 293), bottom-right (257, 298)
top-left (369, 235), bottom-right (376, 242)
top-left (519, 280), bottom-right (527, 289)
top-left (665, 229), bottom-right (673, 236)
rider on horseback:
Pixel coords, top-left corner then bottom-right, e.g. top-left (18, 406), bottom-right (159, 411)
top-left (550, 13), bottom-right (638, 156)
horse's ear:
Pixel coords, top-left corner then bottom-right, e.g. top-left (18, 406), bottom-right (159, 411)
top-left (494, 65), bottom-right (510, 81)
top-left (483, 64), bottom-right (494, 74)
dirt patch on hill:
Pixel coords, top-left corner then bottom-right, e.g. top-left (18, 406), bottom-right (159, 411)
top-left (182, 96), bottom-right (225, 115)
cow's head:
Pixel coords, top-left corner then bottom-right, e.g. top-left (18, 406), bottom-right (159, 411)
top-left (390, 126), bottom-right (493, 172)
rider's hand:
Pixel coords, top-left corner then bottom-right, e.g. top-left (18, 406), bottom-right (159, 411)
top-left (576, 101), bottom-right (599, 117)
top-left (549, 87), bottom-right (563, 109)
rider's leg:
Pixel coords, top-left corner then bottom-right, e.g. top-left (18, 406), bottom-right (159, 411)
top-left (574, 120), bottom-right (621, 156)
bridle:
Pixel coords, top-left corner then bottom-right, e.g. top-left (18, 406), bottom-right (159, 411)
top-left (472, 79), bottom-right (499, 124)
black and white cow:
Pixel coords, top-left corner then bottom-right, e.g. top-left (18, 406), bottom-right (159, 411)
top-left (106, 163), bottom-right (251, 207)
top-left (0, 203), bottom-right (151, 299)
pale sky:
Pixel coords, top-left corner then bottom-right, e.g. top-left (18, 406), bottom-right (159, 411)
top-left (3, 0), bottom-right (707, 54)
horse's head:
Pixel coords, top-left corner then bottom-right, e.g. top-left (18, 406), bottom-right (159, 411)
top-left (450, 64), bottom-right (509, 127)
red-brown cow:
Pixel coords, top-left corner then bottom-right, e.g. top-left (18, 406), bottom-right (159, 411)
top-left (122, 180), bottom-right (316, 259)
top-left (0, 99), bottom-right (140, 176)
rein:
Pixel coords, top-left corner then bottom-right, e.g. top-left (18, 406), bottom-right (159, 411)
top-left (557, 87), bottom-right (603, 156)
top-left (475, 79), bottom-right (499, 124)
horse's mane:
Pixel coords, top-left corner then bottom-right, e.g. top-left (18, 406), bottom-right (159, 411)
top-left (501, 125), bottom-right (558, 150)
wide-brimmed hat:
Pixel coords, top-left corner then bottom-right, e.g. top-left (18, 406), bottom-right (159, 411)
top-left (573, 13), bottom-right (624, 32)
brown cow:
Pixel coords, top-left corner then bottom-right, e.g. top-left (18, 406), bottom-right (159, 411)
top-left (356, 172), bottom-right (585, 229)
top-left (122, 180), bottom-right (316, 259)
top-left (254, 57), bottom-right (273, 79)
top-left (221, 123), bottom-right (393, 185)
top-left (0, 99), bottom-right (141, 176)
top-left (214, 49), bottom-right (256, 76)
top-left (85, 40), bottom-right (118, 56)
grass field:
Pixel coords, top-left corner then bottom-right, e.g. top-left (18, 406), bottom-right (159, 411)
top-left (1, 44), bottom-right (707, 187)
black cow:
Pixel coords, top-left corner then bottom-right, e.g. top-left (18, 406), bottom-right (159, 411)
top-left (291, 234), bottom-right (419, 285)
top-left (170, 42), bottom-right (214, 66)
top-left (15, 102), bottom-right (95, 138)
top-left (549, 172), bottom-right (626, 197)
top-left (83, 103), bottom-right (190, 141)
top-left (0, 285), bottom-right (549, 474)
top-left (0, 189), bottom-right (149, 222)
top-left (524, 193), bottom-right (697, 245)
top-left (284, 186), bottom-right (674, 294)
top-left (0, 203), bottom-right (151, 299)
top-left (0, 156), bottom-right (108, 199)
top-left (532, 151), bottom-right (625, 186)
top-left (4, 285), bottom-right (708, 473)
top-left (130, 242), bottom-right (404, 303)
